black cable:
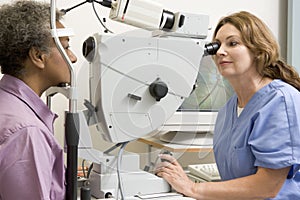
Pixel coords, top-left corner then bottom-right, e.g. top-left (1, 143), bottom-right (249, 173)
top-left (60, 1), bottom-right (87, 14)
top-left (86, 163), bottom-right (94, 179)
top-left (103, 143), bottom-right (122, 154)
top-left (82, 159), bottom-right (87, 178)
top-left (96, 0), bottom-right (112, 8)
top-left (61, 0), bottom-right (111, 13)
top-left (91, 1), bottom-right (114, 33)
top-left (60, 0), bottom-right (113, 33)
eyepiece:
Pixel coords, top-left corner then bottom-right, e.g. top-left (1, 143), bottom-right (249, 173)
top-left (83, 36), bottom-right (96, 62)
top-left (204, 41), bottom-right (220, 56)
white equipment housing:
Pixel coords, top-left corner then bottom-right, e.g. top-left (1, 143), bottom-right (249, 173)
top-left (110, 0), bottom-right (164, 30)
top-left (78, 145), bottom-right (170, 199)
top-left (79, 1), bottom-right (213, 198)
top-left (109, 0), bottom-right (209, 38)
top-left (87, 29), bottom-right (206, 143)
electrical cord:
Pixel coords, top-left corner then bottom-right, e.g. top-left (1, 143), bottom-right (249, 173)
top-left (104, 143), bottom-right (122, 154)
top-left (87, 163), bottom-right (94, 179)
top-left (61, 0), bottom-right (113, 33)
top-left (116, 141), bottom-right (129, 200)
top-left (82, 159), bottom-right (87, 178)
top-left (91, 1), bottom-right (114, 33)
top-left (61, 0), bottom-right (112, 13)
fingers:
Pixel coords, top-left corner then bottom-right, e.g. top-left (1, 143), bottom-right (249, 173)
top-left (156, 167), bottom-right (171, 178)
top-left (155, 161), bottom-right (173, 175)
top-left (155, 155), bottom-right (176, 173)
top-left (154, 154), bottom-right (194, 196)
top-left (158, 153), bottom-right (178, 165)
top-left (155, 158), bottom-right (182, 177)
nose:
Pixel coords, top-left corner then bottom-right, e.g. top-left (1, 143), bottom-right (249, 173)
top-left (216, 44), bottom-right (227, 56)
top-left (68, 50), bottom-right (77, 63)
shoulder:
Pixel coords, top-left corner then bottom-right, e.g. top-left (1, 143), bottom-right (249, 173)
top-left (252, 79), bottom-right (300, 109)
top-left (0, 106), bottom-right (54, 148)
top-left (0, 102), bottom-right (38, 144)
top-left (265, 80), bottom-right (300, 109)
top-left (269, 79), bottom-right (300, 97)
top-left (0, 87), bottom-right (41, 141)
top-left (250, 80), bottom-right (300, 133)
top-left (0, 119), bottom-right (41, 145)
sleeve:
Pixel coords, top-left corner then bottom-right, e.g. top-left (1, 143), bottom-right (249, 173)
top-left (0, 126), bottom-right (53, 200)
top-left (248, 90), bottom-right (300, 170)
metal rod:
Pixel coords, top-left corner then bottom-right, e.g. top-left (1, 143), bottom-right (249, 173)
top-left (50, 1), bottom-right (79, 200)
top-left (50, 0), bottom-right (77, 113)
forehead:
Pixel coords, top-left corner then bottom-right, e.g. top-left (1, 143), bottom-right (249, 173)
top-left (56, 21), bottom-right (64, 29)
top-left (54, 21), bottom-right (70, 42)
top-left (215, 23), bottom-right (241, 40)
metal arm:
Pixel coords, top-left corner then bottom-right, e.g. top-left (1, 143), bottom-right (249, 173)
top-left (61, 0), bottom-right (112, 14)
top-left (50, 1), bottom-right (80, 200)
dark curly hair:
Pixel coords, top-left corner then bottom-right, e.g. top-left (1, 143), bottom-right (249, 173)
top-left (0, 0), bottom-right (63, 77)
top-left (213, 11), bottom-right (300, 91)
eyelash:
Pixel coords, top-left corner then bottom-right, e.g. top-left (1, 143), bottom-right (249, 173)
top-left (228, 41), bottom-right (238, 46)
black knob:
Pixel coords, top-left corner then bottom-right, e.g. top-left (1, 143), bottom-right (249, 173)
top-left (149, 79), bottom-right (168, 101)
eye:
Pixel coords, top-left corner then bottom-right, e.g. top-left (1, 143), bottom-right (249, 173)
top-left (59, 38), bottom-right (70, 50)
top-left (229, 41), bottom-right (238, 46)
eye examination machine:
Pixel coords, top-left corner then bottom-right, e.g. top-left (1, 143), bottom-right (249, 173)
top-left (47, 0), bottom-right (220, 199)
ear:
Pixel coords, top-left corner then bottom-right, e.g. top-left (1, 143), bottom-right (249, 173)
top-left (28, 47), bottom-right (47, 69)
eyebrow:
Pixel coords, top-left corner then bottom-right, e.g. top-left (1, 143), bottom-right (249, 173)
top-left (215, 35), bottom-right (241, 42)
top-left (59, 37), bottom-right (70, 42)
top-left (226, 35), bottom-right (240, 39)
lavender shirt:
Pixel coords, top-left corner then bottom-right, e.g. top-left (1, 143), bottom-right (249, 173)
top-left (0, 75), bottom-right (65, 200)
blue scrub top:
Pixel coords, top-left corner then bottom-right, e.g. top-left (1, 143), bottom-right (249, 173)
top-left (213, 79), bottom-right (300, 199)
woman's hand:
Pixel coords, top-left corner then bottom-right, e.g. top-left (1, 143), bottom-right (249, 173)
top-left (155, 154), bottom-right (290, 200)
top-left (155, 153), bottom-right (196, 197)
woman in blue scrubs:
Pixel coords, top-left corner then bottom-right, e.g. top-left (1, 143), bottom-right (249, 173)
top-left (156, 11), bottom-right (300, 199)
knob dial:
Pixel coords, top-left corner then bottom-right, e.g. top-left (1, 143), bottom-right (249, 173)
top-left (149, 79), bottom-right (168, 101)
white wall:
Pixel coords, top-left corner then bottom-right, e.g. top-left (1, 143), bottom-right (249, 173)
top-left (0, 0), bottom-right (287, 166)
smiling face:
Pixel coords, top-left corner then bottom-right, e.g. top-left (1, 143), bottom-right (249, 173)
top-left (213, 23), bottom-right (257, 80)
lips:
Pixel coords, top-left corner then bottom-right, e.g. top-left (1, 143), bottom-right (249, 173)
top-left (219, 61), bottom-right (232, 66)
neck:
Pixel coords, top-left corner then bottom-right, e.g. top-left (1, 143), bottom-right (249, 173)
top-left (20, 76), bottom-right (45, 97)
top-left (230, 76), bottom-right (272, 108)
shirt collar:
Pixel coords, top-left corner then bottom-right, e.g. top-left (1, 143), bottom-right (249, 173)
top-left (0, 75), bottom-right (58, 132)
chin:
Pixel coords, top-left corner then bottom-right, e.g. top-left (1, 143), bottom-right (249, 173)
top-left (57, 82), bottom-right (70, 87)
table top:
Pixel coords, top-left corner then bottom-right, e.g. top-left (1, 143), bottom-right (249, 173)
top-left (77, 188), bottom-right (194, 200)
top-left (138, 137), bottom-right (213, 153)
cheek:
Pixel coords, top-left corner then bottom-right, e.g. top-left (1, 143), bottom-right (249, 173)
top-left (52, 52), bottom-right (69, 71)
top-left (237, 53), bottom-right (253, 68)
top-left (51, 52), bottom-right (71, 80)
top-left (237, 47), bottom-right (254, 63)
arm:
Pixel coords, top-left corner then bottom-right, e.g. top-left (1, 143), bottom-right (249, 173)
top-left (155, 154), bottom-right (290, 200)
top-left (1, 127), bottom-right (54, 200)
